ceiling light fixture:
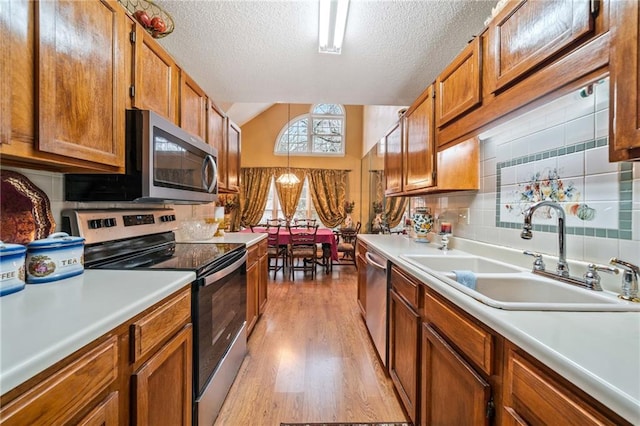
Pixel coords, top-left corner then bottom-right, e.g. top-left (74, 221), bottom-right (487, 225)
top-left (276, 104), bottom-right (301, 186)
top-left (318, 0), bottom-right (350, 54)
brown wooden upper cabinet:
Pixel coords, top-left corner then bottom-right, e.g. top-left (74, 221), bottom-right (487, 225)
top-left (609, 0), bottom-right (640, 161)
top-left (1, 0), bottom-right (126, 172)
top-left (403, 85), bottom-right (436, 193)
top-left (488, 0), bottom-right (597, 93)
top-left (436, 37), bottom-right (482, 128)
top-left (225, 119), bottom-right (241, 193)
top-left (179, 72), bottom-right (208, 141)
top-left (131, 23), bottom-right (180, 124)
top-left (207, 100), bottom-right (227, 186)
top-left (384, 122), bottom-right (403, 196)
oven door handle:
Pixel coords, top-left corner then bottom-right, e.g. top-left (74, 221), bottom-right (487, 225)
top-left (202, 252), bottom-right (247, 287)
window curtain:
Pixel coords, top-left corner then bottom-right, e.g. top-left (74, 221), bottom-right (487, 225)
top-left (238, 168), bottom-right (274, 227)
top-left (385, 196), bottom-right (409, 228)
top-left (307, 169), bottom-right (348, 228)
top-left (274, 167), bottom-right (306, 222)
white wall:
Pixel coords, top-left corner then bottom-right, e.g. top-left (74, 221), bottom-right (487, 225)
top-left (362, 105), bottom-right (406, 156)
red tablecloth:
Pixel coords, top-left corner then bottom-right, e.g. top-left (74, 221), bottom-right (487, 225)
top-left (242, 228), bottom-right (338, 261)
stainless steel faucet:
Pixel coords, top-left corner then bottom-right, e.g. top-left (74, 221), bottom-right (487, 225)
top-left (521, 200), bottom-right (569, 277)
top-left (610, 258), bottom-right (640, 302)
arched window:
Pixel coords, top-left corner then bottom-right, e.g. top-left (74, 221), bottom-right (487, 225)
top-left (275, 104), bottom-right (345, 155)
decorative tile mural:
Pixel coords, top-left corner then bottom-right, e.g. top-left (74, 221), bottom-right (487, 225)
top-left (496, 138), bottom-right (633, 240)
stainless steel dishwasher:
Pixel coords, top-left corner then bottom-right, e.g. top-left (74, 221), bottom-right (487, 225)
top-left (364, 247), bottom-right (389, 367)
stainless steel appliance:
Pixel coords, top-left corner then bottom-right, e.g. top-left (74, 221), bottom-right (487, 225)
top-left (61, 208), bottom-right (246, 426)
top-left (65, 109), bottom-right (218, 204)
top-left (364, 247), bottom-right (389, 367)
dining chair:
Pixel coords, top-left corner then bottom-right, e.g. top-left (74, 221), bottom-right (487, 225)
top-left (287, 224), bottom-right (318, 280)
top-left (265, 225), bottom-right (287, 279)
top-left (336, 221), bottom-right (360, 267)
top-left (294, 218), bottom-right (317, 227)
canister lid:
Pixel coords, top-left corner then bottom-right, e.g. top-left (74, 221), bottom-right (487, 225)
top-left (0, 241), bottom-right (27, 256)
top-left (27, 232), bottom-right (85, 249)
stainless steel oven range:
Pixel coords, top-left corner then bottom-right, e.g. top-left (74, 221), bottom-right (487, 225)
top-left (62, 208), bottom-right (246, 426)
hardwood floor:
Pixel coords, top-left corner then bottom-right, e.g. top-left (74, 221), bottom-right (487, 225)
top-left (214, 265), bottom-right (408, 426)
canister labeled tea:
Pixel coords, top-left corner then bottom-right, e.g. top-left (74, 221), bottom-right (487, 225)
top-left (26, 233), bottom-right (85, 284)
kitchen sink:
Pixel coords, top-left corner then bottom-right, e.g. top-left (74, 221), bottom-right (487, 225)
top-left (400, 254), bottom-right (524, 274)
top-left (400, 254), bottom-right (640, 311)
top-left (440, 274), bottom-right (640, 311)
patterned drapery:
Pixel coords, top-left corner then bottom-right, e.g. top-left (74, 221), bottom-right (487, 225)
top-left (274, 168), bottom-right (306, 221)
top-left (385, 196), bottom-right (409, 228)
top-left (239, 167), bottom-right (350, 228)
top-left (307, 169), bottom-right (348, 228)
top-left (239, 168), bottom-right (273, 227)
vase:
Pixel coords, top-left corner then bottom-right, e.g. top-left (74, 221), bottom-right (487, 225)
top-left (343, 213), bottom-right (353, 229)
top-left (412, 207), bottom-right (433, 240)
top-left (372, 213), bottom-right (383, 233)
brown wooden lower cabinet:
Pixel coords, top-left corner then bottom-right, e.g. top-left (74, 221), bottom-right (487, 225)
top-left (258, 239), bottom-right (269, 314)
top-left (0, 286), bottom-right (193, 426)
top-left (132, 325), bottom-right (192, 426)
top-left (77, 391), bottom-right (119, 426)
top-left (421, 323), bottom-right (491, 426)
top-left (503, 343), bottom-right (630, 426)
top-left (246, 244), bottom-right (260, 336)
top-left (385, 265), bottom-right (632, 426)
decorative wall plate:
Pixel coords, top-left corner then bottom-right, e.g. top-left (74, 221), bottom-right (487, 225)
top-left (0, 170), bottom-right (56, 244)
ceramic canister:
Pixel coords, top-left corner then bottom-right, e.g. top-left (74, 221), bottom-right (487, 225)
top-left (412, 208), bottom-right (434, 239)
top-left (26, 232), bottom-right (85, 284)
top-left (0, 241), bottom-right (27, 296)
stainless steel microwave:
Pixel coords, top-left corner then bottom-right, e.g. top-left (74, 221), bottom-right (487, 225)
top-left (65, 110), bottom-right (218, 204)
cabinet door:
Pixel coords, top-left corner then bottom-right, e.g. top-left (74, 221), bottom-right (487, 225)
top-left (37, 0), bottom-right (125, 169)
top-left (247, 246), bottom-right (260, 336)
top-left (421, 324), bottom-right (491, 426)
top-left (132, 24), bottom-right (179, 123)
top-left (133, 325), bottom-right (192, 426)
top-left (384, 122), bottom-right (403, 195)
top-left (488, 0), bottom-right (595, 92)
top-left (610, 0), bottom-right (640, 161)
top-left (503, 346), bottom-right (619, 425)
top-left (207, 101), bottom-right (227, 189)
top-left (258, 246), bottom-right (268, 314)
top-left (180, 72), bottom-right (207, 141)
top-left (403, 85), bottom-right (435, 193)
top-left (226, 119), bottom-right (241, 192)
top-left (356, 252), bottom-right (367, 316)
top-left (77, 392), bottom-right (119, 426)
top-left (436, 37), bottom-right (482, 127)
top-left (388, 290), bottom-right (420, 424)
top-left (434, 137), bottom-right (480, 192)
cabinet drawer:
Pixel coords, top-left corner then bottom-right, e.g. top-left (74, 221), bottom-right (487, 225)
top-left (131, 288), bottom-right (191, 362)
top-left (424, 291), bottom-right (493, 375)
top-left (257, 239), bottom-right (268, 257)
top-left (247, 244), bottom-right (259, 266)
top-left (0, 336), bottom-right (118, 426)
top-left (506, 350), bottom-right (618, 425)
top-left (390, 266), bottom-right (419, 309)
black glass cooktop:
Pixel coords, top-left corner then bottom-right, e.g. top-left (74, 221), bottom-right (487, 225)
top-left (89, 238), bottom-right (245, 278)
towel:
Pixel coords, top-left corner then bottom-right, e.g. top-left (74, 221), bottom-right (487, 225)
top-left (452, 270), bottom-right (477, 290)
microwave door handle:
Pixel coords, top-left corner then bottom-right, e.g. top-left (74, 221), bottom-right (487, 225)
top-left (202, 155), bottom-right (218, 193)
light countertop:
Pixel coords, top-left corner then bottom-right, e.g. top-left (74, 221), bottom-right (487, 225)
top-left (359, 234), bottom-right (640, 424)
top-left (0, 269), bottom-right (195, 395)
top-left (175, 231), bottom-right (266, 246)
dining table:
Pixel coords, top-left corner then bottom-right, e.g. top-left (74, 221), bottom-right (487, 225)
top-left (241, 227), bottom-right (339, 261)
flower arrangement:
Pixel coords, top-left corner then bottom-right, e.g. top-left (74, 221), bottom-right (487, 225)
top-left (217, 195), bottom-right (237, 214)
top-left (344, 200), bottom-right (355, 214)
top-left (372, 200), bottom-right (383, 214)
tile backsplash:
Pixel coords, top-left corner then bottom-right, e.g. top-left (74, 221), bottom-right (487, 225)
top-left (421, 78), bottom-right (640, 266)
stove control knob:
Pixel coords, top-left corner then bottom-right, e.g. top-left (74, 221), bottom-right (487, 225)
top-left (160, 214), bottom-right (175, 223)
top-left (89, 219), bottom-right (102, 229)
top-left (104, 218), bottom-right (117, 227)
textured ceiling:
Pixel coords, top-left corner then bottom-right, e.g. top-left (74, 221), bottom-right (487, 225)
top-left (156, 0), bottom-right (495, 107)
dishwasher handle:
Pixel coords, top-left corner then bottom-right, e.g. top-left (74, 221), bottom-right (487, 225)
top-left (365, 252), bottom-right (387, 271)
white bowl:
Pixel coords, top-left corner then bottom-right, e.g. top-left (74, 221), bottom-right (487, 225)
top-left (181, 220), bottom-right (219, 241)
